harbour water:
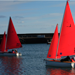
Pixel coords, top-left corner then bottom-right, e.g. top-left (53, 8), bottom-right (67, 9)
top-left (0, 44), bottom-right (75, 75)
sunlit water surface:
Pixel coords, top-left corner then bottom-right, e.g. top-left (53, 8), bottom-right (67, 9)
top-left (0, 44), bottom-right (75, 75)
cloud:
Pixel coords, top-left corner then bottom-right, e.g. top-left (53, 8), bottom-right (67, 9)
top-left (17, 21), bottom-right (24, 23)
top-left (24, 17), bottom-right (39, 20)
top-left (0, 1), bottom-right (26, 12)
top-left (0, 24), bottom-right (7, 27)
top-left (22, 13), bottom-right (63, 20)
top-left (13, 16), bottom-right (24, 19)
top-left (70, 2), bottom-right (75, 5)
top-left (0, 0), bottom-right (75, 1)
top-left (42, 13), bottom-right (63, 18)
top-left (49, 1), bottom-right (75, 7)
top-left (52, 2), bottom-right (66, 7)
top-left (0, 15), bottom-right (6, 18)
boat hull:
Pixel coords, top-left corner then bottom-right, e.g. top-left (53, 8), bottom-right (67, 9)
top-left (0, 52), bottom-right (22, 56)
top-left (47, 42), bottom-right (51, 44)
top-left (45, 59), bottom-right (75, 68)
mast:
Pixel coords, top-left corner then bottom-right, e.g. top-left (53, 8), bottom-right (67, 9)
top-left (5, 17), bottom-right (10, 51)
top-left (55, 1), bottom-right (67, 59)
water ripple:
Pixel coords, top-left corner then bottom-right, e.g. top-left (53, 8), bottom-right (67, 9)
top-left (0, 44), bottom-right (74, 75)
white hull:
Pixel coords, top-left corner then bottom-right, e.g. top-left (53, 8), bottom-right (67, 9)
top-left (0, 52), bottom-right (22, 56)
top-left (47, 42), bottom-right (51, 44)
top-left (45, 59), bottom-right (75, 68)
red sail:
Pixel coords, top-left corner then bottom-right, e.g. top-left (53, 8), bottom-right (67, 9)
top-left (0, 32), bottom-right (6, 52)
top-left (47, 24), bottom-right (59, 59)
top-left (57, 1), bottom-right (75, 56)
top-left (6, 17), bottom-right (22, 50)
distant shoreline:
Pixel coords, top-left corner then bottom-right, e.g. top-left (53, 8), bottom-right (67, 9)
top-left (0, 33), bottom-right (60, 44)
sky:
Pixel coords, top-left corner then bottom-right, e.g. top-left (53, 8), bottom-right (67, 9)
top-left (0, 0), bottom-right (75, 34)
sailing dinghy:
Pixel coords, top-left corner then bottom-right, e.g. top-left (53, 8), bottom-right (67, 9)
top-left (45, 1), bottom-right (75, 68)
top-left (0, 31), bottom-right (6, 53)
top-left (0, 17), bottom-right (22, 56)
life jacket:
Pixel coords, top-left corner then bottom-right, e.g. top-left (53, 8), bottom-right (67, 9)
top-left (70, 59), bottom-right (74, 62)
top-left (12, 51), bottom-right (15, 53)
top-left (4, 50), bottom-right (7, 52)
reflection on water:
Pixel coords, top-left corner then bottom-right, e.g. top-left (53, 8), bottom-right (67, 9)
top-left (0, 56), bottom-right (22, 75)
top-left (0, 44), bottom-right (75, 75)
top-left (46, 67), bottom-right (75, 75)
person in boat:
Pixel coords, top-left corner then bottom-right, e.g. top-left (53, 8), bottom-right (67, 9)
top-left (12, 50), bottom-right (15, 53)
top-left (8, 50), bottom-right (13, 53)
top-left (70, 57), bottom-right (75, 62)
top-left (4, 50), bottom-right (7, 52)
top-left (15, 49), bottom-right (17, 53)
top-left (60, 56), bottom-right (70, 62)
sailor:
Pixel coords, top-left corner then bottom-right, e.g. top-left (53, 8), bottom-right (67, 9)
top-left (8, 50), bottom-right (13, 53)
top-left (60, 56), bottom-right (70, 62)
top-left (70, 57), bottom-right (75, 62)
top-left (12, 50), bottom-right (15, 53)
top-left (15, 49), bottom-right (17, 53)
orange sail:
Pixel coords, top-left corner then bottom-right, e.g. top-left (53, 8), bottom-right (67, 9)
top-left (47, 24), bottom-right (58, 59)
top-left (0, 32), bottom-right (6, 52)
top-left (57, 1), bottom-right (75, 56)
top-left (6, 17), bottom-right (22, 50)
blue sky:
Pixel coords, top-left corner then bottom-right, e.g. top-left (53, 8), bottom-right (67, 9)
top-left (0, 0), bottom-right (75, 34)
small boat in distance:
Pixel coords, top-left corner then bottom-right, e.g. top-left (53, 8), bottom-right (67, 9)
top-left (0, 17), bottom-right (22, 56)
top-left (0, 31), bottom-right (6, 52)
top-left (45, 1), bottom-right (75, 68)
top-left (47, 42), bottom-right (51, 44)
top-left (47, 39), bottom-right (52, 44)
